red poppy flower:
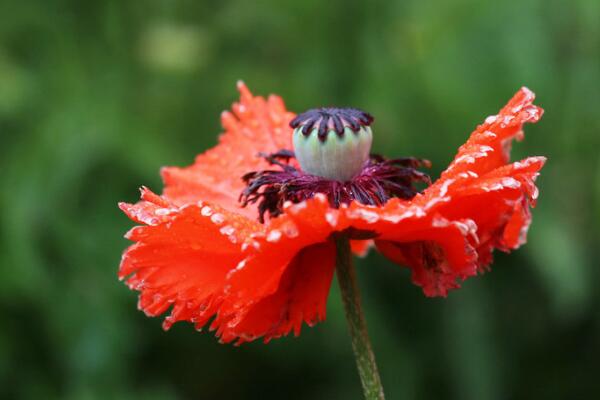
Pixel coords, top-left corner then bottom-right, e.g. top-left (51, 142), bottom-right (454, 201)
top-left (119, 82), bottom-right (544, 344)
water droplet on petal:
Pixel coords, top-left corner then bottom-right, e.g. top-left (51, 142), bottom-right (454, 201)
top-left (201, 205), bottom-right (213, 216)
top-left (267, 230), bottom-right (282, 242)
top-left (211, 213), bottom-right (225, 225)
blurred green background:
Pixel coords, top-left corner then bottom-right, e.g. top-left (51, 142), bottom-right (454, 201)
top-left (1, 0), bottom-right (599, 399)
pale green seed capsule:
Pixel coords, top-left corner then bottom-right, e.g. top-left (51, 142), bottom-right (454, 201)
top-left (292, 126), bottom-right (373, 181)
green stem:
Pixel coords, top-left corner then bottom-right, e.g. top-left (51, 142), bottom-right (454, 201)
top-left (335, 235), bottom-right (385, 400)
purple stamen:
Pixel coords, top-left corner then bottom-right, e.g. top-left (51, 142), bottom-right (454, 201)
top-left (240, 151), bottom-right (431, 223)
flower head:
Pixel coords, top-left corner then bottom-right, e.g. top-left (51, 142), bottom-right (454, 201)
top-left (119, 82), bottom-right (545, 344)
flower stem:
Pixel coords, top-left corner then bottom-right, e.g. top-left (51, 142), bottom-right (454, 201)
top-left (334, 235), bottom-right (385, 400)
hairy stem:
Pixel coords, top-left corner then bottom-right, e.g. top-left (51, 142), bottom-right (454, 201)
top-left (335, 235), bottom-right (385, 400)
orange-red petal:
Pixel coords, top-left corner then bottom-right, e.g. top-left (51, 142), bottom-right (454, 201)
top-left (342, 200), bottom-right (479, 297)
top-left (437, 87), bottom-right (542, 182)
top-left (219, 197), bottom-right (333, 309)
top-left (212, 195), bottom-right (347, 343)
top-left (369, 88), bottom-right (545, 295)
top-left (217, 243), bottom-right (336, 345)
top-left (161, 82), bottom-right (296, 218)
top-left (119, 188), bottom-right (263, 330)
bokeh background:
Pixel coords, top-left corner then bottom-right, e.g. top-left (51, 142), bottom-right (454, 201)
top-left (1, 0), bottom-right (599, 399)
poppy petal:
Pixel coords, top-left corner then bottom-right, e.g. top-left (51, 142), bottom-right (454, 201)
top-left (356, 89), bottom-right (544, 296)
top-left (119, 188), bottom-right (263, 330)
top-left (418, 86), bottom-right (545, 271)
top-left (119, 186), bottom-right (174, 226)
top-left (376, 233), bottom-right (475, 298)
top-left (217, 242), bottom-right (336, 345)
top-left (433, 156), bottom-right (545, 270)
top-left (161, 82), bottom-right (296, 217)
top-left (221, 195), bottom-right (335, 314)
top-left (437, 87), bottom-right (543, 183)
top-left (211, 195), bottom-right (341, 342)
top-left (342, 200), bottom-right (479, 296)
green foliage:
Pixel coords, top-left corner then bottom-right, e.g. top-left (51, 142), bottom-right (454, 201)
top-left (1, 0), bottom-right (599, 398)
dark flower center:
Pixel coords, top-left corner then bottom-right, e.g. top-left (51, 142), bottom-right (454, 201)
top-left (239, 107), bottom-right (431, 222)
top-left (239, 151), bottom-right (431, 223)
